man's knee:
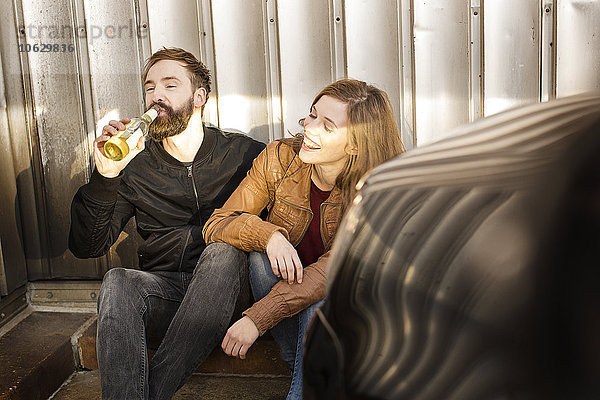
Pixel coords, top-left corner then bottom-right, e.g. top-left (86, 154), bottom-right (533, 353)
top-left (195, 242), bottom-right (247, 276)
top-left (99, 268), bottom-right (128, 300)
top-left (98, 268), bottom-right (147, 312)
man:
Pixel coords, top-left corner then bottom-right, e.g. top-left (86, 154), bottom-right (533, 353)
top-left (69, 47), bottom-right (265, 399)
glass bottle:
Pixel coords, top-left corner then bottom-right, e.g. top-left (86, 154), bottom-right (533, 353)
top-left (103, 105), bottom-right (160, 161)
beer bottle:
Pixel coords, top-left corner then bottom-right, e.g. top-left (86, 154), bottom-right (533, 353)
top-left (103, 105), bottom-right (160, 161)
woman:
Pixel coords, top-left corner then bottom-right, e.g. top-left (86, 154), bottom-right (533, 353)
top-left (202, 78), bottom-right (405, 399)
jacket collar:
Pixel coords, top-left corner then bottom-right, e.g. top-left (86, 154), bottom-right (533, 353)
top-left (283, 160), bottom-right (343, 207)
top-left (149, 124), bottom-right (217, 167)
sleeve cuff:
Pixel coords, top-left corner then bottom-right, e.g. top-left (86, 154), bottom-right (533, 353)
top-left (81, 169), bottom-right (123, 202)
top-left (243, 292), bottom-right (289, 336)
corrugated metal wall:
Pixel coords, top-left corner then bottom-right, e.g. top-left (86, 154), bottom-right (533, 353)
top-left (0, 0), bottom-right (599, 290)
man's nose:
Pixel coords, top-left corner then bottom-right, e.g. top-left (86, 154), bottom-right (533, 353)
top-left (149, 88), bottom-right (165, 105)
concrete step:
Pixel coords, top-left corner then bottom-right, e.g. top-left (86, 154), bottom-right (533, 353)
top-left (50, 369), bottom-right (290, 400)
top-left (76, 318), bottom-right (289, 375)
top-left (0, 311), bottom-right (94, 400)
top-left (1, 310), bottom-right (289, 400)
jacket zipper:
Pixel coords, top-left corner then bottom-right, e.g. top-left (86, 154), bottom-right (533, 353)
top-left (277, 197), bottom-right (313, 246)
top-left (187, 165), bottom-right (200, 213)
top-left (178, 165), bottom-right (200, 272)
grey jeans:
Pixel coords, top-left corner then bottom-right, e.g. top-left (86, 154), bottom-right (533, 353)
top-left (96, 242), bottom-right (249, 400)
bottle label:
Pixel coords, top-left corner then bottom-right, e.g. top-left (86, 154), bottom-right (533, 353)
top-left (124, 126), bottom-right (144, 150)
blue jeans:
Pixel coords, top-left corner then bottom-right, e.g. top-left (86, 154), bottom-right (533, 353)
top-left (96, 243), bottom-right (249, 400)
top-left (248, 252), bottom-right (323, 400)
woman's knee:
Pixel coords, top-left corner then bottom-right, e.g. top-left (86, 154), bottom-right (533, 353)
top-left (248, 252), bottom-right (280, 299)
top-left (248, 252), bottom-right (273, 278)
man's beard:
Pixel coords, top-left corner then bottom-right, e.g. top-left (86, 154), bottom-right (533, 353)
top-left (147, 98), bottom-right (194, 141)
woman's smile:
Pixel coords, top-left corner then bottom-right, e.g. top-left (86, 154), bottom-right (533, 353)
top-left (302, 134), bottom-right (321, 150)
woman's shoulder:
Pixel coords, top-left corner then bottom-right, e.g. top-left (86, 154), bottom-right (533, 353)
top-left (264, 136), bottom-right (303, 164)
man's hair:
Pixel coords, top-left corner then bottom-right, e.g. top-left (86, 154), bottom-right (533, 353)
top-left (142, 47), bottom-right (211, 97)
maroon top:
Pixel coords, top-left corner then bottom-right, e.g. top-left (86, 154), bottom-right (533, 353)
top-left (296, 182), bottom-right (331, 266)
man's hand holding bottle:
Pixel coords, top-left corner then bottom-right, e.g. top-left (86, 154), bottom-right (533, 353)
top-left (95, 105), bottom-right (159, 178)
top-left (94, 118), bottom-right (144, 178)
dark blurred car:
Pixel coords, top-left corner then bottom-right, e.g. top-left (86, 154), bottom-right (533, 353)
top-left (304, 94), bottom-right (600, 400)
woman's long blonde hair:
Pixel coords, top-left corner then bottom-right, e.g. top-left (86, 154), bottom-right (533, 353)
top-left (309, 79), bottom-right (405, 215)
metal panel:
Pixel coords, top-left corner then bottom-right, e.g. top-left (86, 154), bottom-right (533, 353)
top-left (0, 57), bottom-right (27, 294)
top-left (346, 0), bottom-right (402, 141)
top-left (483, 0), bottom-right (541, 117)
top-left (136, 0), bottom-right (153, 73)
top-left (196, 0), bottom-right (219, 126)
top-left (263, 0), bottom-right (283, 141)
top-left (0, 240), bottom-right (7, 296)
top-left (147, 0), bottom-right (201, 58)
top-left (541, 1), bottom-right (556, 101)
top-left (399, 0), bottom-right (416, 149)
top-left (12, 0), bottom-right (52, 280)
top-left (82, 0), bottom-right (146, 126)
top-left (0, 0), bottom-right (32, 293)
top-left (4, 0), bottom-right (600, 286)
top-left (211, 0), bottom-right (270, 142)
top-left (28, 281), bottom-right (101, 309)
top-left (0, 285), bottom-right (27, 330)
top-left (413, 0), bottom-right (470, 145)
top-left (556, 0), bottom-right (600, 96)
top-left (20, 0), bottom-right (98, 278)
top-left (330, 0), bottom-right (346, 81)
top-left (278, 0), bottom-right (333, 139)
top-left (469, 0), bottom-right (482, 121)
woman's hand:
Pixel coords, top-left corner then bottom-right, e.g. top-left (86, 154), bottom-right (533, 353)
top-left (94, 118), bottom-right (145, 178)
top-left (222, 316), bottom-right (260, 359)
top-left (266, 231), bottom-right (303, 284)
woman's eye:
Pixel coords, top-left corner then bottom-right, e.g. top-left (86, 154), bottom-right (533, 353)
top-left (324, 125), bottom-right (333, 133)
top-left (308, 113), bottom-right (316, 119)
top-left (166, 85), bottom-right (176, 89)
top-left (145, 87), bottom-right (154, 92)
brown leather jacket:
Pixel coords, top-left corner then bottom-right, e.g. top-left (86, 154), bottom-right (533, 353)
top-left (203, 138), bottom-right (342, 334)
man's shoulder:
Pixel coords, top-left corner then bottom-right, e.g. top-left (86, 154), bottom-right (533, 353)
top-left (123, 139), bottom-right (159, 170)
top-left (206, 125), bottom-right (265, 149)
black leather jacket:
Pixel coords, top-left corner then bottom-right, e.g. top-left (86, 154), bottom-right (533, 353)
top-left (69, 125), bottom-right (265, 272)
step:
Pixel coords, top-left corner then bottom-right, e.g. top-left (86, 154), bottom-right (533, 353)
top-left (1, 309), bottom-right (288, 399)
top-left (28, 281), bottom-right (290, 375)
top-left (0, 311), bottom-right (94, 400)
top-left (51, 369), bottom-right (290, 400)
top-left (76, 318), bottom-right (290, 375)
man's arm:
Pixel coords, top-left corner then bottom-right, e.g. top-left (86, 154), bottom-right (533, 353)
top-left (69, 118), bottom-right (142, 258)
top-left (69, 170), bottom-right (135, 258)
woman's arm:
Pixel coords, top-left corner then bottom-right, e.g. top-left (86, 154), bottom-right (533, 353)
top-left (248, 251), bottom-right (329, 334)
top-left (221, 252), bottom-right (328, 359)
top-left (203, 143), bottom-right (289, 252)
